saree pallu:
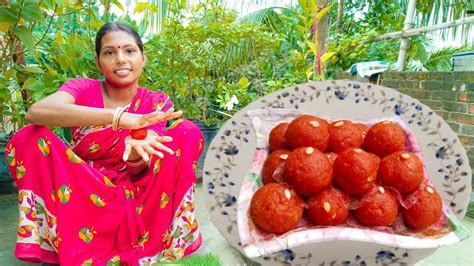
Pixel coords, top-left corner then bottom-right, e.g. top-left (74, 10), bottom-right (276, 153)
top-left (5, 93), bottom-right (204, 265)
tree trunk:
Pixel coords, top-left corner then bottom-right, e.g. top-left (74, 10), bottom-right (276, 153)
top-left (394, 0), bottom-right (417, 71)
top-left (362, 16), bottom-right (474, 44)
top-left (313, 0), bottom-right (330, 76)
top-left (317, 0), bottom-right (330, 55)
top-left (104, 0), bottom-right (110, 22)
top-left (336, 0), bottom-right (344, 31)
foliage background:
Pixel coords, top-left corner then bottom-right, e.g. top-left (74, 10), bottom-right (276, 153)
top-left (0, 0), bottom-right (472, 133)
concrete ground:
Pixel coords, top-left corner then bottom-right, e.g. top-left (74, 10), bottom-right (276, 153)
top-left (1, 181), bottom-right (473, 265)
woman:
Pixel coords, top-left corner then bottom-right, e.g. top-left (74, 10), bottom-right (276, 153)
top-left (5, 22), bottom-right (204, 265)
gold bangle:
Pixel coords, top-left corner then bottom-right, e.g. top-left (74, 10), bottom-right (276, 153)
top-left (112, 107), bottom-right (121, 131)
top-left (115, 108), bottom-right (126, 131)
top-left (112, 107), bottom-right (126, 131)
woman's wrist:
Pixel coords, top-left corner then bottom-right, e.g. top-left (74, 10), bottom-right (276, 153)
top-left (112, 107), bottom-right (127, 131)
top-left (125, 157), bottom-right (148, 176)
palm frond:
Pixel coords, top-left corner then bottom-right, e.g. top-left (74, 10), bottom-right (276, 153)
top-left (217, 32), bottom-right (277, 72)
top-left (397, 0), bottom-right (472, 43)
top-left (406, 60), bottom-right (427, 72)
top-left (222, 38), bottom-right (255, 68)
top-left (235, 0), bottom-right (297, 16)
top-left (423, 45), bottom-right (473, 71)
top-left (237, 7), bottom-right (289, 32)
top-left (407, 35), bottom-right (433, 63)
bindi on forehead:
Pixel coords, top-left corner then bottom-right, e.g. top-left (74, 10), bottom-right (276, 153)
top-left (101, 44), bottom-right (134, 51)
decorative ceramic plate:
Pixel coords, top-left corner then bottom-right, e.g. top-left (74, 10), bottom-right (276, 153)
top-left (203, 80), bottom-right (472, 265)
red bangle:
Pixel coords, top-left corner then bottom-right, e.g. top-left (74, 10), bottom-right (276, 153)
top-left (125, 158), bottom-right (145, 168)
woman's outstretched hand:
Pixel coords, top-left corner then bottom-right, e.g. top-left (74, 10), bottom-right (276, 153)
top-left (122, 130), bottom-right (174, 162)
top-left (119, 107), bottom-right (183, 130)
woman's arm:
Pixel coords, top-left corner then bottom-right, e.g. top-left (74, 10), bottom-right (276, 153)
top-left (25, 91), bottom-right (115, 127)
top-left (27, 90), bottom-right (181, 165)
top-left (27, 91), bottom-right (181, 129)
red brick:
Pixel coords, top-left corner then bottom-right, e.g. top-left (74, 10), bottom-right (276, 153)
top-left (430, 91), bottom-right (457, 101)
top-left (461, 125), bottom-right (474, 136)
top-left (458, 92), bottom-right (473, 102)
top-left (442, 101), bottom-right (468, 113)
top-left (466, 146), bottom-right (474, 156)
top-left (447, 122), bottom-right (460, 132)
top-left (434, 110), bottom-right (449, 120)
top-left (459, 135), bottom-right (474, 146)
top-left (420, 99), bottom-right (443, 110)
top-left (450, 113), bottom-right (474, 124)
top-left (470, 104), bottom-right (474, 114)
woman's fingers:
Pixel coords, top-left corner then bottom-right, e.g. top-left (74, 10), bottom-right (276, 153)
top-left (123, 131), bottom-right (176, 163)
top-left (169, 110), bottom-right (183, 119)
top-left (148, 108), bottom-right (174, 120)
top-left (164, 107), bottom-right (174, 115)
top-left (157, 136), bottom-right (173, 143)
top-left (121, 108), bottom-right (184, 129)
top-left (143, 108), bottom-right (183, 126)
top-left (144, 144), bottom-right (164, 159)
top-left (134, 145), bottom-right (149, 162)
top-left (155, 109), bottom-right (181, 122)
top-left (151, 141), bottom-right (174, 155)
top-left (122, 142), bottom-right (132, 162)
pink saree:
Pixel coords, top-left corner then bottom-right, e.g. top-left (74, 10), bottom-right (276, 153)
top-left (5, 84), bottom-right (204, 265)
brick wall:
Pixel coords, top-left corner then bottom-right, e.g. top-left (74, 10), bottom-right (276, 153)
top-left (335, 71), bottom-right (474, 186)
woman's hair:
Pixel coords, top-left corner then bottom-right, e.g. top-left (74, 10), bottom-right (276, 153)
top-left (95, 22), bottom-right (144, 57)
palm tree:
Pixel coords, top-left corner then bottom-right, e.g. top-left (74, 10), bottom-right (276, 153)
top-left (126, 0), bottom-right (471, 41)
top-left (407, 44), bottom-right (473, 71)
top-left (122, 0), bottom-right (296, 35)
top-left (394, 0), bottom-right (473, 70)
top-left (406, 0), bottom-right (473, 43)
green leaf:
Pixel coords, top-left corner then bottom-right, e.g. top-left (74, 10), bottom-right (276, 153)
top-left (3, 69), bottom-right (17, 80)
top-left (0, 22), bottom-right (11, 33)
top-left (302, 7), bottom-right (310, 17)
top-left (32, 91), bottom-right (46, 102)
top-left (111, 0), bottom-right (125, 12)
top-left (296, 14), bottom-right (306, 24)
top-left (57, 56), bottom-right (69, 72)
top-left (12, 26), bottom-right (35, 54)
top-left (316, 4), bottom-right (333, 22)
top-left (306, 64), bottom-right (315, 79)
top-left (237, 77), bottom-right (249, 88)
top-left (25, 66), bottom-right (44, 74)
top-left (23, 77), bottom-right (39, 91)
top-left (295, 25), bottom-right (306, 33)
top-left (237, 7), bottom-right (286, 33)
top-left (55, 31), bottom-right (64, 45)
top-left (321, 52), bottom-right (336, 64)
top-left (0, 7), bottom-right (18, 24)
top-left (133, 3), bottom-right (158, 14)
top-left (307, 0), bottom-right (317, 13)
top-left (44, 68), bottom-right (58, 79)
top-left (297, 0), bottom-right (306, 8)
top-left (23, 2), bottom-right (46, 24)
top-left (307, 41), bottom-right (318, 56)
top-left (43, 0), bottom-right (55, 10)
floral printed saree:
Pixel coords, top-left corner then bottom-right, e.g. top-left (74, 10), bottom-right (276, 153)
top-left (5, 85), bottom-right (204, 265)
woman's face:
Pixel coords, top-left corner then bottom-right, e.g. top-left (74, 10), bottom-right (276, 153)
top-left (96, 30), bottom-right (146, 89)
